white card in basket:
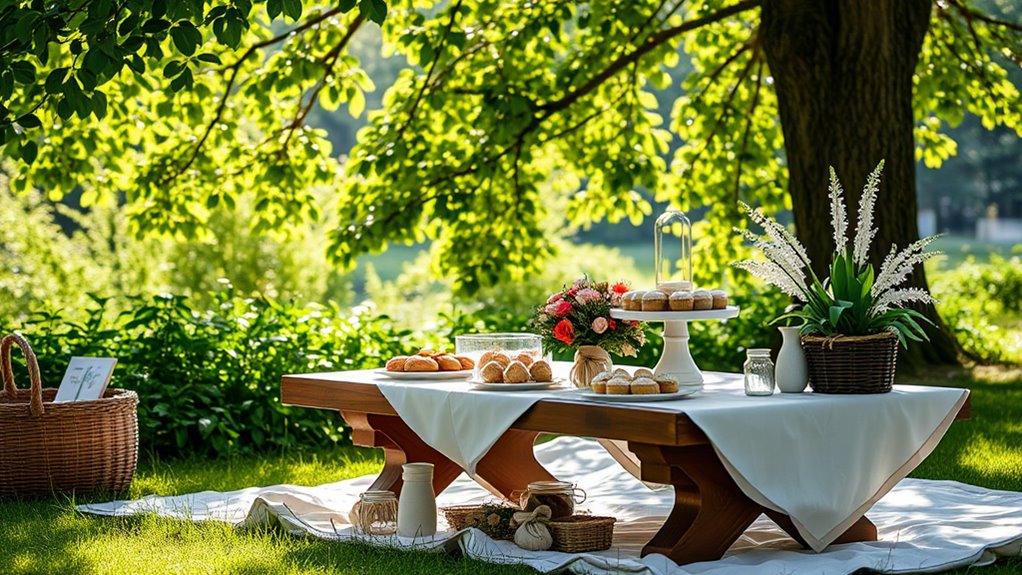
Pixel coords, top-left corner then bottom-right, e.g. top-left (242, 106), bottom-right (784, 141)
top-left (54, 357), bottom-right (117, 402)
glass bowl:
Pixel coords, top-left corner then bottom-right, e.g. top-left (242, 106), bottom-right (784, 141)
top-left (455, 333), bottom-right (547, 377)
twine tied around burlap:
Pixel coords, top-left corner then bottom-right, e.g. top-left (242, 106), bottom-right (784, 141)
top-left (569, 345), bottom-right (613, 388)
top-left (510, 505), bottom-right (553, 551)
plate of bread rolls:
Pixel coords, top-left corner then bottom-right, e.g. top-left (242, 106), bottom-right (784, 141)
top-left (378, 349), bottom-right (475, 380)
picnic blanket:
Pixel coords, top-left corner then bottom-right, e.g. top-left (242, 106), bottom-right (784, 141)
top-left (79, 437), bottom-right (1022, 575)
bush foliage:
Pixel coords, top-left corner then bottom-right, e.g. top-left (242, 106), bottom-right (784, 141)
top-left (3, 289), bottom-right (411, 457)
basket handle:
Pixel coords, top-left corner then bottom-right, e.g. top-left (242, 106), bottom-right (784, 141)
top-left (1, 334), bottom-right (44, 416)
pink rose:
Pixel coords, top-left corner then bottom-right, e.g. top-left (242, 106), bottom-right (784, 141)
top-left (575, 288), bottom-right (602, 305)
top-left (546, 292), bottom-right (563, 305)
top-left (591, 317), bottom-right (609, 334)
top-left (554, 300), bottom-right (573, 317)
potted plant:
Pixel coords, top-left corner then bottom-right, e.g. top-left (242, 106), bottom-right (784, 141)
top-left (732, 160), bottom-right (940, 393)
top-left (531, 278), bottom-right (646, 388)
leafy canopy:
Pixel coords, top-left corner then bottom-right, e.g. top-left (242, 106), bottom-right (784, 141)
top-left (1, 0), bottom-right (1020, 292)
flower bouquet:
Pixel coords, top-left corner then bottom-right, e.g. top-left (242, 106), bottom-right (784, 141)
top-left (531, 277), bottom-right (645, 387)
top-left (732, 160), bottom-right (940, 393)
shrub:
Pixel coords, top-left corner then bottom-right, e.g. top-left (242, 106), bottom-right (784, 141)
top-left (4, 289), bottom-right (412, 457)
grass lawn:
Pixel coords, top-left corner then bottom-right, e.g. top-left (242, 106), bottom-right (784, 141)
top-left (1, 367), bottom-right (1020, 575)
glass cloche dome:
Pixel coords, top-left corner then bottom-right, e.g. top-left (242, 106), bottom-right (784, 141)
top-left (654, 209), bottom-right (693, 293)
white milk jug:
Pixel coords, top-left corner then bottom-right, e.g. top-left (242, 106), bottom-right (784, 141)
top-left (397, 463), bottom-right (437, 537)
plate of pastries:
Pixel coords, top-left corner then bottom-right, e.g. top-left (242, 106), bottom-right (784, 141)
top-left (619, 287), bottom-right (729, 311)
top-left (577, 368), bottom-right (700, 402)
top-left (380, 349), bottom-right (475, 380)
top-left (471, 351), bottom-right (561, 390)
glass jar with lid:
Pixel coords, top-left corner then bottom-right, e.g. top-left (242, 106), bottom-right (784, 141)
top-left (518, 481), bottom-right (586, 520)
top-left (350, 490), bottom-right (399, 535)
top-left (744, 349), bottom-right (775, 396)
top-left (654, 209), bottom-right (693, 294)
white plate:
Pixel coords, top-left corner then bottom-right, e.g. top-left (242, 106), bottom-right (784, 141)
top-left (470, 380), bottom-right (565, 391)
top-left (574, 387), bottom-right (701, 402)
top-left (376, 369), bottom-right (473, 381)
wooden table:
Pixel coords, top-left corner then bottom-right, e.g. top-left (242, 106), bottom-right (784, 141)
top-left (281, 370), bottom-right (970, 565)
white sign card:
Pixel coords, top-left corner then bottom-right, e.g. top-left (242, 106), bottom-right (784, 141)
top-left (54, 357), bottom-right (118, 402)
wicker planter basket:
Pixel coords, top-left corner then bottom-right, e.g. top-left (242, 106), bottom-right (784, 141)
top-left (801, 331), bottom-right (898, 394)
top-left (549, 515), bottom-right (616, 553)
top-left (0, 334), bottom-right (138, 497)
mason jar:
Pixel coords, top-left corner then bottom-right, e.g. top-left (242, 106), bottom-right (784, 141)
top-left (744, 349), bottom-right (775, 396)
top-left (518, 480), bottom-right (586, 520)
top-left (350, 490), bottom-right (398, 536)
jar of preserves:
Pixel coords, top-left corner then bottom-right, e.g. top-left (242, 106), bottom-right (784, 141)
top-left (518, 481), bottom-right (585, 520)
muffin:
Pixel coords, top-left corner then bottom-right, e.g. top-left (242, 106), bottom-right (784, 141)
top-left (711, 289), bottom-right (728, 309)
top-left (515, 353), bottom-right (535, 367)
top-left (606, 377), bottom-right (631, 395)
top-left (612, 368), bottom-right (631, 379)
top-left (504, 361), bottom-right (531, 383)
top-left (591, 370), bottom-right (614, 386)
top-left (455, 355), bottom-right (475, 370)
top-left (669, 291), bottom-right (694, 311)
top-left (529, 360), bottom-right (553, 382)
top-left (655, 375), bottom-right (680, 393)
top-left (633, 368), bottom-right (654, 380)
top-left (435, 354), bottom-right (463, 371)
top-left (405, 356), bottom-right (439, 372)
top-left (591, 379), bottom-right (608, 394)
top-left (641, 290), bottom-right (668, 311)
top-left (631, 377), bottom-right (660, 395)
top-left (386, 356), bottom-right (408, 371)
top-left (692, 289), bottom-right (713, 310)
top-left (623, 291), bottom-right (642, 311)
top-left (479, 351), bottom-right (498, 366)
top-left (481, 361), bottom-right (505, 383)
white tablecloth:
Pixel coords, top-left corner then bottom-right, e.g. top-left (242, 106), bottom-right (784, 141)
top-left (375, 364), bottom-right (968, 551)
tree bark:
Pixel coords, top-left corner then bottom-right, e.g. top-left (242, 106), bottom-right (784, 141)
top-left (760, 0), bottom-right (961, 367)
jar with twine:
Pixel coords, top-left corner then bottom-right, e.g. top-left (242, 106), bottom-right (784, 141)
top-left (569, 345), bottom-right (613, 388)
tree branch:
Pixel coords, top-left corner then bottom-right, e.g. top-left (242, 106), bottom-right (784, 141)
top-left (537, 0), bottom-right (761, 115)
top-left (280, 13), bottom-right (366, 151)
top-left (159, 7), bottom-right (343, 186)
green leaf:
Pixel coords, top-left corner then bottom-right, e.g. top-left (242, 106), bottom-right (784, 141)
top-left (16, 113), bottom-right (41, 129)
top-left (196, 53), bottom-right (221, 65)
top-left (44, 68), bottom-right (69, 94)
top-left (10, 60), bottom-right (36, 84)
top-left (828, 305), bottom-right (846, 328)
top-left (171, 21), bottom-right (202, 56)
top-left (266, 0), bottom-right (282, 19)
top-left (282, 0), bottom-right (302, 21)
top-left (20, 140), bottom-right (38, 164)
top-left (360, 0), bottom-right (387, 24)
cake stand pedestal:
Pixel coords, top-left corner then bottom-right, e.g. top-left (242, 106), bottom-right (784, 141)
top-left (610, 306), bottom-right (740, 387)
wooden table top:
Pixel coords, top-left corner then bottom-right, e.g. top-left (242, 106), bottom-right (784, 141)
top-left (281, 367), bottom-right (971, 448)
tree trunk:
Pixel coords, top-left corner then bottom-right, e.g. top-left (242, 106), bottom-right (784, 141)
top-left (760, 0), bottom-right (961, 367)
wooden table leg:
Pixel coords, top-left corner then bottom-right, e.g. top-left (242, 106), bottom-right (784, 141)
top-left (628, 441), bottom-right (877, 565)
top-left (474, 430), bottom-right (558, 499)
top-left (341, 411), bottom-right (463, 496)
top-left (341, 412), bottom-right (557, 500)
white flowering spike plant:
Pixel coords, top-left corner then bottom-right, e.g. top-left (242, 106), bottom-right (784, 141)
top-left (732, 160), bottom-right (941, 347)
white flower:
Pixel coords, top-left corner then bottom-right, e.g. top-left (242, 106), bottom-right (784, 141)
top-left (872, 236), bottom-right (942, 297)
top-left (829, 166), bottom-right (848, 254)
top-left (739, 202), bottom-right (811, 268)
top-left (870, 287), bottom-right (938, 317)
top-left (853, 160), bottom-right (885, 266)
top-left (731, 260), bottom-right (808, 301)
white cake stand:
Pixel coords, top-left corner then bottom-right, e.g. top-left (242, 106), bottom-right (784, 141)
top-left (610, 306), bottom-right (740, 387)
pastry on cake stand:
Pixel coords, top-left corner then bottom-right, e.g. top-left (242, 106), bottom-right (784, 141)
top-left (609, 306), bottom-right (740, 387)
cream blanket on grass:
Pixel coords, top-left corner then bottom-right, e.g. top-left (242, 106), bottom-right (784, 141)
top-left (79, 437), bottom-right (1022, 575)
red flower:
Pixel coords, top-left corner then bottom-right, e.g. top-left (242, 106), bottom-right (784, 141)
top-left (611, 282), bottom-right (629, 295)
top-left (554, 319), bottom-right (575, 345)
top-left (609, 319), bottom-right (617, 331)
top-left (554, 300), bottom-right (573, 317)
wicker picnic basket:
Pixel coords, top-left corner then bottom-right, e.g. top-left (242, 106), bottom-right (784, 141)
top-left (801, 331), bottom-right (898, 394)
top-left (549, 515), bottom-right (616, 553)
top-left (0, 334), bottom-right (138, 497)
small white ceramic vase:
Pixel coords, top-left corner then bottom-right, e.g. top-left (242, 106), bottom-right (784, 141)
top-left (397, 463), bottom-right (437, 537)
top-left (775, 326), bottom-right (809, 393)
